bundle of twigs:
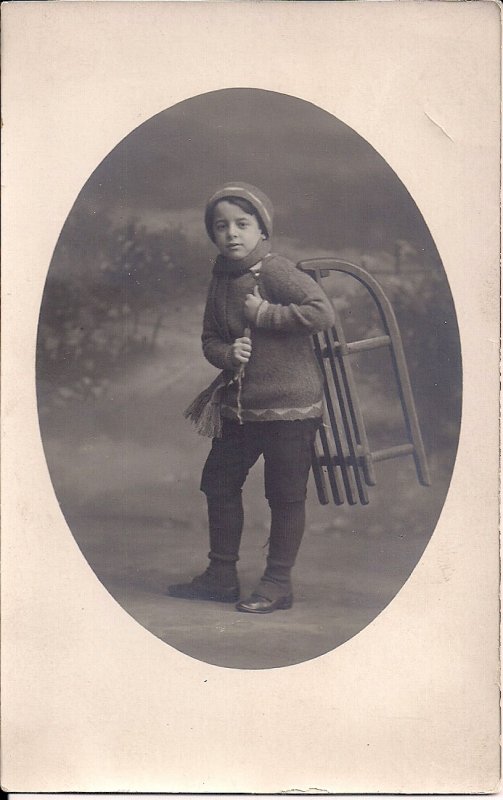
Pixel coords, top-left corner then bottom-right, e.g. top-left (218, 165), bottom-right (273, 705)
top-left (184, 328), bottom-right (250, 438)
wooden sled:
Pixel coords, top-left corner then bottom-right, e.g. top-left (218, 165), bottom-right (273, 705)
top-left (298, 258), bottom-right (431, 506)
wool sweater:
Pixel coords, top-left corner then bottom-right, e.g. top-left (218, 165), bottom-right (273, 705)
top-left (201, 253), bottom-right (335, 421)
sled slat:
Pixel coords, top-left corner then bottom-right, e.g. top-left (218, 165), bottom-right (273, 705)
top-left (317, 420), bottom-right (345, 506)
top-left (322, 324), bottom-right (370, 504)
top-left (312, 332), bottom-right (358, 505)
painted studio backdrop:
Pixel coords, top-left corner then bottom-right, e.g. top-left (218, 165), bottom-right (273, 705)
top-left (36, 89), bottom-right (461, 669)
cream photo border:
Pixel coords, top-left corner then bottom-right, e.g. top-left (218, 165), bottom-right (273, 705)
top-left (2, 1), bottom-right (501, 793)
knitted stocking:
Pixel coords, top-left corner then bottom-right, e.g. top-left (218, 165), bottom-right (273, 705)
top-left (258, 500), bottom-right (306, 599)
top-left (206, 493), bottom-right (244, 584)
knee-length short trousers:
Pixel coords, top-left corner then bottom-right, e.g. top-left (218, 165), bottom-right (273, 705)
top-left (200, 417), bottom-right (320, 504)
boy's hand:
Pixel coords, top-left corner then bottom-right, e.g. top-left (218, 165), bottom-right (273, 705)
top-left (231, 335), bottom-right (252, 366)
top-left (244, 285), bottom-right (263, 322)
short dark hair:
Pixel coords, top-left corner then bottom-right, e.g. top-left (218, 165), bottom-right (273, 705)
top-left (212, 196), bottom-right (268, 237)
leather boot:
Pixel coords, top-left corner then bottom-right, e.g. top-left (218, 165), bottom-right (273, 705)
top-left (167, 560), bottom-right (239, 603)
top-left (236, 500), bottom-right (305, 613)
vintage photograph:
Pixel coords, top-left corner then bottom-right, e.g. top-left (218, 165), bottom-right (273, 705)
top-left (36, 88), bottom-right (461, 670)
top-left (4, 1), bottom-right (500, 791)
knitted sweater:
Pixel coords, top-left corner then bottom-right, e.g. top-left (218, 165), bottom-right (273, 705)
top-left (201, 253), bottom-right (335, 421)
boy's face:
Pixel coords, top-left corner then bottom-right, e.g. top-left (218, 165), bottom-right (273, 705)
top-left (212, 200), bottom-right (264, 260)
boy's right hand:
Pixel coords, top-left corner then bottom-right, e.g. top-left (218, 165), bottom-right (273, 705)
top-left (231, 336), bottom-right (252, 366)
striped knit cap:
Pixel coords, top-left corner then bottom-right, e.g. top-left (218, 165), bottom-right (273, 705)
top-left (205, 182), bottom-right (274, 242)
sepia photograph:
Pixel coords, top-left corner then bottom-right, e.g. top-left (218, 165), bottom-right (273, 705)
top-left (36, 88), bottom-right (461, 670)
top-left (3, 1), bottom-right (500, 793)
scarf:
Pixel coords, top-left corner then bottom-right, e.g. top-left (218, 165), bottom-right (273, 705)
top-left (185, 240), bottom-right (270, 437)
top-left (212, 238), bottom-right (271, 277)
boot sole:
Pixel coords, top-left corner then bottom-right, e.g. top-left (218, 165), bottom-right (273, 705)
top-left (236, 595), bottom-right (293, 614)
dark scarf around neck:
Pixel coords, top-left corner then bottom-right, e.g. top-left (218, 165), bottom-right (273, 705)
top-left (213, 238), bottom-right (271, 277)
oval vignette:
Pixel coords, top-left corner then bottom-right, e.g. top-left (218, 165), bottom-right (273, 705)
top-left (36, 88), bottom-right (462, 670)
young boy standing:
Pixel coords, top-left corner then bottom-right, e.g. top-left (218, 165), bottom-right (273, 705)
top-left (169, 182), bottom-right (335, 613)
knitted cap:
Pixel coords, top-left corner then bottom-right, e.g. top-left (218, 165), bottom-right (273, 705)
top-left (205, 182), bottom-right (274, 242)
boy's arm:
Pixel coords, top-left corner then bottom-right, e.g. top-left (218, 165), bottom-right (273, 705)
top-left (255, 258), bottom-right (335, 333)
top-left (201, 286), bottom-right (235, 371)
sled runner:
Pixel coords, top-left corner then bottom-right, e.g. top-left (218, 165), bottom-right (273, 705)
top-left (298, 258), bottom-right (431, 506)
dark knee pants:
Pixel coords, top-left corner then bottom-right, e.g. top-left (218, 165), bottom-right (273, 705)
top-left (200, 417), bottom-right (319, 504)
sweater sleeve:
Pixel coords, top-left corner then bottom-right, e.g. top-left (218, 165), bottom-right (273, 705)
top-left (255, 257), bottom-right (335, 334)
top-left (201, 281), bottom-right (235, 371)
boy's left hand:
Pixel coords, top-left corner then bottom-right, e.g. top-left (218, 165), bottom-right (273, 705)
top-left (244, 285), bottom-right (263, 322)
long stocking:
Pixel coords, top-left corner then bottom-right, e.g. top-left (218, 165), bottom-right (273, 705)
top-left (206, 493), bottom-right (244, 582)
top-left (259, 500), bottom-right (306, 598)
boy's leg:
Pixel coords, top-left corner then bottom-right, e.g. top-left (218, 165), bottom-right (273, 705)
top-left (168, 419), bottom-right (261, 602)
top-left (203, 419), bottom-right (261, 571)
top-left (236, 418), bottom-right (319, 613)
top-left (207, 493), bottom-right (244, 568)
top-left (259, 499), bottom-right (306, 598)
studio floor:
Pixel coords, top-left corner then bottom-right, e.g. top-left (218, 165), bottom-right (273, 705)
top-left (65, 466), bottom-right (434, 670)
